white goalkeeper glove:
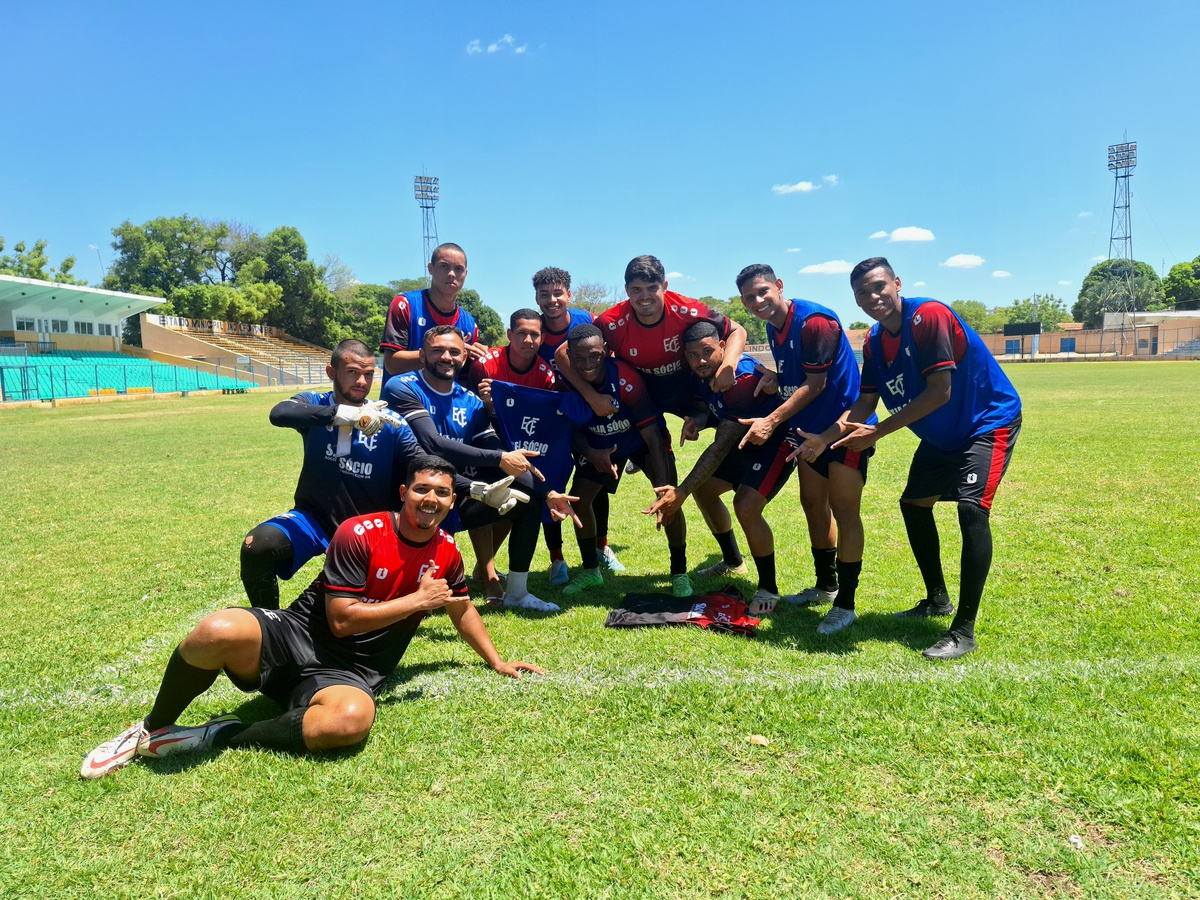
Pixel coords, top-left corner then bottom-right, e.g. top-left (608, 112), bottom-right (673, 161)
top-left (333, 401), bottom-right (390, 436)
top-left (470, 476), bottom-right (531, 515)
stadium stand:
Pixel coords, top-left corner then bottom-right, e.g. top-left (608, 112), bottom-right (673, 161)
top-left (0, 351), bottom-right (258, 402)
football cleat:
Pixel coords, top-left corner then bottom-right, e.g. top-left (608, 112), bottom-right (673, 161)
top-left (599, 546), bottom-right (626, 572)
top-left (922, 630), bottom-right (977, 660)
top-left (502, 593), bottom-right (561, 613)
top-left (548, 559), bottom-right (570, 586)
top-left (81, 721), bottom-right (149, 779)
top-left (697, 559), bottom-right (748, 577)
top-left (747, 589), bottom-right (780, 616)
top-left (138, 714), bottom-right (242, 759)
top-left (816, 606), bottom-right (857, 635)
top-left (894, 596), bottom-right (955, 618)
top-left (562, 568), bottom-right (603, 596)
top-left (782, 585), bottom-right (838, 607)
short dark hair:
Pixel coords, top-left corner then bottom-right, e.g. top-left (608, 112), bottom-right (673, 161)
top-left (406, 453), bottom-right (457, 485)
top-left (624, 255), bottom-right (665, 285)
top-left (683, 320), bottom-right (720, 345)
top-left (567, 322), bottom-right (603, 348)
top-left (532, 267), bottom-right (571, 291)
top-left (331, 338), bottom-right (375, 368)
top-left (736, 264), bottom-right (777, 291)
top-left (422, 324), bottom-right (465, 349)
top-left (850, 257), bottom-right (895, 285)
top-left (431, 242), bottom-right (467, 266)
top-left (510, 308), bottom-right (542, 330)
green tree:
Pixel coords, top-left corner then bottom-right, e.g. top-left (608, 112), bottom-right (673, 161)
top-left (571, 281), bottom-right (617, 315)
top-left (457, 289), bottom-right (505, 345)
top-left (1073, 259), bottom-right (1164, 327)
top-left (0, 237), bottom-right (84, 284)
top-left (106, 215), bottom-right (224, 297)
top-left (848, 321), bottom-right (869, 331)
top-left (1005, 294), bottom-right (1069, 332)
top-left (1163, 256), bottom-right (1200, 311)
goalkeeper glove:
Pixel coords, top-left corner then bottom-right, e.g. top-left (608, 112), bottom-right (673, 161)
top-left (470, 476), bottom-right (531, 515)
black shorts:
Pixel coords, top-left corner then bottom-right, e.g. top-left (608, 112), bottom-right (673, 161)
top-left (802, 441), bottom-right (874, 483)
top-left (902, 416), bottom-right (1021, 510)
top-left (573, 442), bottom-right (678, 494)
top-left (710, 439), bottom-right (795, 501)
top-left (233, 606), bottom-right (378, 710)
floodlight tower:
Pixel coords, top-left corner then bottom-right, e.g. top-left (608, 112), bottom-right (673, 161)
top-left (1106, 141), bottom-right (1137, 307)
top-left (414, 175), bottom-right (440, 270)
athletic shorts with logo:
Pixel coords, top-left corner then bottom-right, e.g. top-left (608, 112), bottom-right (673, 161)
top-left (573, 439), bottom-right (678, 494)
top-left (233, 591), bottom-right (420, 709)
top-left (710, 437), bottom-right (796, 500)
top-left (901, 416), bottom-right (1021, 510)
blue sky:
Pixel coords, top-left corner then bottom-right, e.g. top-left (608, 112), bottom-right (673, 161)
top-left (3, 0), bottom-right (1198, 326)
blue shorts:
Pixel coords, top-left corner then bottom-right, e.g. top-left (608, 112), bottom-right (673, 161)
top-left (261, 510), bottom-right (330, 579)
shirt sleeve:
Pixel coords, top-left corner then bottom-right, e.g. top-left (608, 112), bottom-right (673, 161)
top-left (322, 520), bottom-right (373, 594)
top-left (616, 362), bottom-right (661, 429)
top-left (380, 296), bottom-right (411, 352)
top-left (911, 302), bottom-right (964, 376)
top-left (800, 314), bottom-right (842, 372)
top-left (440, 540), bottom-right (469, 598)
top-left (269, 392), bottom-right (335, 430)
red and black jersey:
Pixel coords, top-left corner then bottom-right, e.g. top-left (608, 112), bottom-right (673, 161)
top-left (595, 292), bottom-right (731, 416)
top-left (289, 512), bottom-right (468, 679)
top-left (466, 346), bottom-right (556, 393)
top-left (861, 300), bottom-right (967, 389)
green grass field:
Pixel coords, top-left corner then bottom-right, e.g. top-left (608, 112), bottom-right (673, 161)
top-left (1, 361), bottom-right (1197, 899)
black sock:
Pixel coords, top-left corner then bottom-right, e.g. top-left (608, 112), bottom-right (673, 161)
top-left (543, 520), bottom-right (564, 556)
top-left (713, 530), bottom-right (743, 566)
top-left (144, 647), bottom-right (220, 732)
top-left (670, 545), bottom-right (688, 576)
top-left (952, 502), bottom-right (992, 637)
top-left (812, 547), bottom-right (838, 592)
top-left (900, 502), bottom-right (947, 600)
top-left (594, 491), bottom-right (611, 539)
top-left (224, 707), bottom-right (308, 754)
top-left (753, 553), bottom-right (777, 594)
top-left (833, 560), bottom-right (863, 611)
top-left (575, 532), bottom-right (599, 570)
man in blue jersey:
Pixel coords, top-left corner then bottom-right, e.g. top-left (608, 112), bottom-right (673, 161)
top-left (240, 339), bottom-right (424, 610)
top-left (734, 265), bottom-right (872, 634)
top-left (814, 258), bottom-right (1022, 660)
top-left (644, 321), bottom-right (795, 613)
top-left (382, 326), bottom-right (578, 612)
top-left (379, 243), bottom-right (487, 391)
top-left (532, 266), bottom-right (625, 576)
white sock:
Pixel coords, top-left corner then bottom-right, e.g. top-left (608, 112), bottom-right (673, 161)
top-left (505, 571), bottom-right (529, 598)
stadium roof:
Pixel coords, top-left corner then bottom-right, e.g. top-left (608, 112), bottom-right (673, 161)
top-left (0, 274), bottom-right (167, 321)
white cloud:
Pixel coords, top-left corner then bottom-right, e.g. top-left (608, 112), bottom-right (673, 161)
top-left (868, 230), bottom-right (889, 240)
top-left (941, 254), bottom-right (985, 269)
top-left (1078, 211), bottom-right (1093, 218)
top-left (799, 260), bottom-right (853, 275)
top-left (889, 226), bottom-right (935, 242)
top-left (786, 248), bottom-right (801, 253)
top-left (823, 175), bottom-right (839, 186)
top-left (772, 181), bottom-right (818, 195)
top-left (992, 270), bottom-right (1012, 278)
top-left (913, 281), bottom-right (927, 287)
top-left (666, 271), bottom-right (685, 279)
top-left (481, 34), bottom-right (524, 54)
top-left (1090, 256), bottom-right (1106, 262)
top-left (1058, 280), bottom-right (1072, 286)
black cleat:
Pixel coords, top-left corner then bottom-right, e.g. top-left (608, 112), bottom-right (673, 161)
top-left (893, 597), bottom-right (955, 618)
top-left (922, 630), bottom-right (977, 660)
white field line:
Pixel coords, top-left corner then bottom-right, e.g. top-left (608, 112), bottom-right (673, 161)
top-left (5, 635), bottom-right (1197, 713)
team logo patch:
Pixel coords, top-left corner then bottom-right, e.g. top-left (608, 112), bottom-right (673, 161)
top-left (451, 407), bottom-right (468, 427)
top-left (629, 348), bottom-right (638, 357)
top-left (885, 374), bottom-right (905, 396)
top-left (375, 567), bottom-right (389, 580)
top-left (663, 335), bottom-right (680, 353)
top-left (521, 416), bottom-right (540, 436)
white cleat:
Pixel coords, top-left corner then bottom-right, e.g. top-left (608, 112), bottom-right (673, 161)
top-left (816, 606), bottom-right (857, 635)
top-left (502, 593), bottom-right (561, 613)
top-left (81, 721), bottom-right (149, 779)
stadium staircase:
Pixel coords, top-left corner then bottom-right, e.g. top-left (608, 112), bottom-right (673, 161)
top-left (0, 351), bottom-right (258, 402)
top-left (181, 330), bottom-right (329, 369)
